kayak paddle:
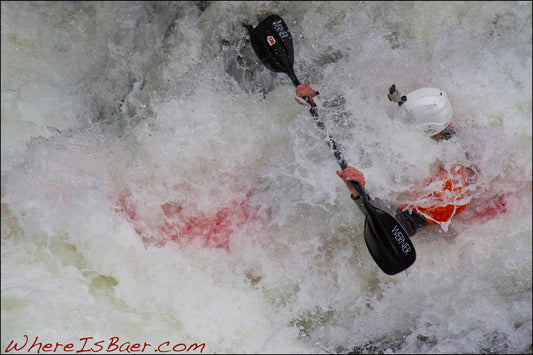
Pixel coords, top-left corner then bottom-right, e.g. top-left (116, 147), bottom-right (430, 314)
top-left (245, 14), bottom-right (416, 275)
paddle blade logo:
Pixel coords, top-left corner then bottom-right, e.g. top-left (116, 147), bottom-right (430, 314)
top-left (266, 35), bottom-right (276, 46)
top-left (391, 225), bottom-right (412, 255)
top-left (272, 19), bottom-right (290, 39)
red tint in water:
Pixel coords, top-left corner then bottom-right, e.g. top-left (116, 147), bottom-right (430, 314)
top-left (112, 192), bottom-right (256, 250)
top-left (460, 194), bottom-right (508, 224)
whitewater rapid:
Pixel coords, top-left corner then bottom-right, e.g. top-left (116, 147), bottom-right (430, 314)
top-left (2, 2), bottom-right (531, 354)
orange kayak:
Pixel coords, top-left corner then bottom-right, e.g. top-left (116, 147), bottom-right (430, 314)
top-left (400, 165), bottom-right (476, 225)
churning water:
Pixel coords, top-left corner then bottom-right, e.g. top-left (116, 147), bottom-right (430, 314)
top-left (2, 2), bottom-right (531, 353)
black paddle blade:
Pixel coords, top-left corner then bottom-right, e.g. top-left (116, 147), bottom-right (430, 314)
top-left (249, 14), bottom-right (294, 74)
top-left (363, 205), bottom-right (416, 275)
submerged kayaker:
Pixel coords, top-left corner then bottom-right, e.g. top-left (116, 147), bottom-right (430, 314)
top-left (295, 83), bottom-right (479, 236)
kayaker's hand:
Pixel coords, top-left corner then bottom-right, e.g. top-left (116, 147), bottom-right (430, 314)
top-left (295, 84), bottom-right (318, 106)
top-left (336, 166), bottom-right (366, 197)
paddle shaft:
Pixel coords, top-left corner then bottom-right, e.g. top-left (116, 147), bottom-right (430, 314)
top-left (248, 14), bottom-right (416, 274)
top-left (288, 72), bottom-right (416, 273)
top-left (286, 70), bottom-right (366, 199)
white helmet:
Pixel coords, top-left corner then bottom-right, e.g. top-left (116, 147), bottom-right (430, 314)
top-left (395, 88), bottom-right (453, 137)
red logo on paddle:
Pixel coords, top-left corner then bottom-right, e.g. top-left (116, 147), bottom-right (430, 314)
top-left (266, 35), bottom-right (276, 46)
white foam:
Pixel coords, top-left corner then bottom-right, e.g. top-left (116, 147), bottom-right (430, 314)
top-left (2, 2), bottom-right (531, 353)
